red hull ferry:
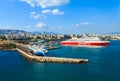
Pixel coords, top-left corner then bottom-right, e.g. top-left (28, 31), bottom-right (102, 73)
top-left (61, 36), bottom-right (110, 46)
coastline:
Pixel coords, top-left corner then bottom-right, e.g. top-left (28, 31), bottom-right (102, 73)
top-left (0, 49), bottom-right (16, 50)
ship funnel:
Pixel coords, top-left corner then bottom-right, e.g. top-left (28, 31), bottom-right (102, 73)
top-left (71, 34), bottom-right (77, 39)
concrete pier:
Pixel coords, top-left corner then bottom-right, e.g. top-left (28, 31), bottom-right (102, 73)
top-left (16, 44), bottom-right (88, 64)
top-left (16, 48), bottom-right (88, 64)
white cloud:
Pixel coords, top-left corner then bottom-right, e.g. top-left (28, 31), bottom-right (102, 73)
top-left (20, 0), bottom-right (35, 7)
top-left (36, 22), bottom-right (46, 28)
top-left (30, 11), bottom-right (36, 15)
top-left (60, 26), bottom-right (64, 30)
top-left (20, 0), bottom-right (70, 8)
top-left (30, 9), bottom-right (64, 19)
top-left (5, 26), bottom-right (11, 29)
top-left (33, 14), bottom-right (40, 19)
top-left (52, 9), bottom-right (64, 15)
top-left (73, 22), bottom-right (91, 27)
top-left (41, 9), bottom-right (51, 14)
top-left (80, 22), bottom-right (91, 26)
top-left (74, 24), bottom-right (80, 27)
top-left (30, 14), bottom-right (46, 19)
top-left (30, 11), bottom-right (47, 19)
top-left (0, 26), bottom-right (11, 29)
top-left (41, 9), bottom-right (64, 15)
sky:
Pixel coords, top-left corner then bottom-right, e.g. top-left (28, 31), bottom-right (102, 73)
top-left (0, 0), bottom-right (120, 34)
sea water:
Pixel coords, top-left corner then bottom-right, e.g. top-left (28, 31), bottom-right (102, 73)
top-left (0, 40), bottom-right (120, 81)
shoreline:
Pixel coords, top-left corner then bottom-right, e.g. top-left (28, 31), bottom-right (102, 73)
top-left (0, 49), bottom-right (16, 50)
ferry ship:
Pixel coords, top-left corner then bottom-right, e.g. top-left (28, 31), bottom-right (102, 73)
top-left (61, 35), bottom-right (110, 46)
top-left (28, 44), bottom-right (48, 56)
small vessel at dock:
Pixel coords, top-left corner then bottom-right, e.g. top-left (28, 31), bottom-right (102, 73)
top-left (45, 43), bottom-right (62, 50)
top-left (61, 35), bottom-right (110, 46)
top-left (28, 44), bottom-right (48, 56)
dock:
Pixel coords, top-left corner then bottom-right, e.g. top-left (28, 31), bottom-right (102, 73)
top-left (46, 46), bottom-right (62, 50)
top-left (16, 44), bottom-right (88, 64)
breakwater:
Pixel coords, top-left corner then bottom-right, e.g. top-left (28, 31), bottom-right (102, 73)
top-left (16, 44), bottom-right (88, 64)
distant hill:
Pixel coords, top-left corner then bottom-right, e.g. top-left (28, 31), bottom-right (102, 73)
top-left (0, 29), bottom-right (60, 35)
top-left (107, 32), bottom-right (120, 34)
top-left (31, 31), bottom-right (59, 35)
top-left (0, 29), bottom-right (27, 34)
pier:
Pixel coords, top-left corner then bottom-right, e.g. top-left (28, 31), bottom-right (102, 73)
top-left (16, 44), bottom-right (88, 64)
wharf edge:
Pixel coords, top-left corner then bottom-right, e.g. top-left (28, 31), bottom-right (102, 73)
top-left (16, 45), bottom-right (88, 64)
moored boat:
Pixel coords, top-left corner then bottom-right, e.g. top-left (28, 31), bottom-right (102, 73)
top-left (61, 35), bottom-right (110, 46)
top-left (28, 44), bottom-right (48, 56)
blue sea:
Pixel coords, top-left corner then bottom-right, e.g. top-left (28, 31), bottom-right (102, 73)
top-left (0, 40), bottom-right (120, 81)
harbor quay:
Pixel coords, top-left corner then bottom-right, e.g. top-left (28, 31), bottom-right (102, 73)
top-left (16, 44), bottom-right (88, 64)
top-left (0, 40), bottom-right (88, 64)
